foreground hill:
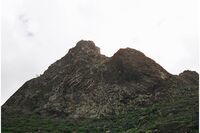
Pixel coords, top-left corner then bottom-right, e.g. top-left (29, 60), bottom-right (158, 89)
top-left (2, 40), bottom-right (199, 133)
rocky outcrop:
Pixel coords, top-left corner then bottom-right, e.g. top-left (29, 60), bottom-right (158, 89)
top-left (2, 40), bottom-right (199, 120)
top-left (179, 70), bottom-right (199, 85)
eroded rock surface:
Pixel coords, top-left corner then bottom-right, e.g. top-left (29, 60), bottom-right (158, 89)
top-left (2, 40), bottom-right (199, 120)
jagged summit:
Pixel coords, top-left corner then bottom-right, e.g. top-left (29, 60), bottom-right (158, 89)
top-left (68, 40), bottom-right (101, 56)
top-left (2, 40), bottom-right (199, 132)
top-left (75, 40), bottom-right (99, 51)
top-left (46, 40), bottom-right (102, 73)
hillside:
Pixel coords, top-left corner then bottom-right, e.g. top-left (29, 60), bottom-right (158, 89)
top-left (2, 40), bottom-right (199, 133)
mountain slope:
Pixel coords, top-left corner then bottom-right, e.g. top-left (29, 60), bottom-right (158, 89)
top-left (2, 40), bottom-right (199, 133)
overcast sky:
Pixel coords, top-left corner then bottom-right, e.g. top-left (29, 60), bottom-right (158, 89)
top-left (1, 0), bottom-right (199, 104)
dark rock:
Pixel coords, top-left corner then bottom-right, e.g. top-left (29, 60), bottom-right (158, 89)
top-left (2, 40), bottom-right (199, 120)
top-left (179, 70), bottom-right (199, 85)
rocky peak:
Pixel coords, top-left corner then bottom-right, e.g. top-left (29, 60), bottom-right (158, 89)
top-left (179, 70), bottom-right (199, 77)
top-left (111, 48), bottom-right (153, 67)
top-left (53, 40), bottom-right (102, 69)
top-left (68, 40), bottom-right (100, 56)
top-left (109, 47), bottom-right (170, 82)
top-left (113, 48), bottom-right (145, 58)
top-left (179, 70), bottom-right (199, 85)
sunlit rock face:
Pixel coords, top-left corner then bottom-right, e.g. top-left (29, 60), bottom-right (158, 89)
top-left (2, 40), bottom-right (199, 120)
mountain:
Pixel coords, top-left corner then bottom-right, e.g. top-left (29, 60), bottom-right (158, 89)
top-left (2, 40), bottom-right (199, 133)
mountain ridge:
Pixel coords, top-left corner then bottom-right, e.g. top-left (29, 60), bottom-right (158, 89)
top-left (2, 40), bottom-right (199, 133)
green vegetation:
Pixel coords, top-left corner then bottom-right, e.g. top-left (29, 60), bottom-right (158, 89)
top-left (2, 85), bottom-right (198, 133)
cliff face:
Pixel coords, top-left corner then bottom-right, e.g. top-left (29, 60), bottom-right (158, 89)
top-left (2, 40), bottom-right (199, 132)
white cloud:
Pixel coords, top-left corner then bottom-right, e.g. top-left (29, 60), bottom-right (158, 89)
top-left (1, 0), bottom-right (199, 104)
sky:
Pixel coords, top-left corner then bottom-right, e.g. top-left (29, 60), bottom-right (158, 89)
top-left (1, 0), bottom-right (199, 104)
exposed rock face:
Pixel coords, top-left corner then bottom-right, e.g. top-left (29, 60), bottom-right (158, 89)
top-left (2, 40), bottom-right (199, 120)
top-left (108, 48), bottom-right (169, 82)
top-left (178, 70), bottom-right (199, 85)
